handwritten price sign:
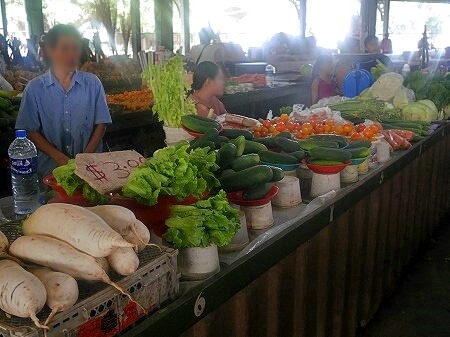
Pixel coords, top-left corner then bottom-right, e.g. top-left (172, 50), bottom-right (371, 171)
top-left (75, 150), bottom-right (146, 194)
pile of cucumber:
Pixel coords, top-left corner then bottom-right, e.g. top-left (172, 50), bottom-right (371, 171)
top-left (181, 115), bottom-right (221, 134)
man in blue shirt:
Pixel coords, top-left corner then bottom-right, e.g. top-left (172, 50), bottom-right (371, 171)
top-left (16, 24), bottom-right (111, 180)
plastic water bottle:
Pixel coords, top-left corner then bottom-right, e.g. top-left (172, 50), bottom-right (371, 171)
top-left (265, 64), bottom-right (276, 87)
top-left (8, 130), bottom-right (40, 214)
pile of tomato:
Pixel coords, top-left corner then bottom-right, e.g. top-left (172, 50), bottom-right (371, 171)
top-left (251, 114), bottom-right (381, 141)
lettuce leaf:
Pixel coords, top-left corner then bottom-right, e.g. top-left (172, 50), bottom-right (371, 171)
top-left (164, 190), bottom-right (240, 248)
top-left (122, 144), bottom-right (219, 205)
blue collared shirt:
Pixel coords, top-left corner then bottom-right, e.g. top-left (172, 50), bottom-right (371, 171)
top-left (15, 70), bottom-right (112, 179)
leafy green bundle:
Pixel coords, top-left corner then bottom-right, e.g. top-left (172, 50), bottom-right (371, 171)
top-left (52, 160), bottom-right (107, 204)
top-left (142, 55), bottom-right (196, 127)
top-left (164, 190), bottom-right (240, 248)
top-left (122, 144), bottom-right (219, 205)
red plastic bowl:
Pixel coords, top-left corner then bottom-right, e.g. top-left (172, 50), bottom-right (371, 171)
top-left (227, 185), bottom-right (279, 207)
top-left (43, 174), bottom-right (93, 206)
top-left (110, 190), bottom-right (209, 236)
top-left (304, 159), bottom-right (350, 174)
top-left (181, 124), bottom-right (223, 138)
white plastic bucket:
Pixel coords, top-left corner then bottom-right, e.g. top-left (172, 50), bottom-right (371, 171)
top-left (272, 176), bottom-right (302, 208)
top-left (178, 245), bottom-right (220, 280)
top-left (311, 172), bottom-right (340, 198)
top-left (376, 140), bottom-right (391, 163)
top-left (340, 164), bottom-right (359, 183)
top-left (220, 206), bottom-right (249, 252)
top-left (242, 201), bottom-right (273, 230)
top-left (163, 125), bottom-right (195, 146)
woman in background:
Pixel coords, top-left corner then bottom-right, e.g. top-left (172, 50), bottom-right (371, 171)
top-left (189, 61), bottom-right (227, 119)
top-left (311, 54), bottom-right (336, 105)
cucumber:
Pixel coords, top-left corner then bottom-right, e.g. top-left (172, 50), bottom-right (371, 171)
top-left (229, 136), bottom-right (246, 156)
top-left (270, 166), bottom-right (285, 182)
top-left (298, 139), bottom-right (339, 151)
top-left (220, 169), bottom-right (235, 178)
top-left (181, 115), bottom-right (220, 133)
top-left (243, 140), bottom-right (267, 154)
top-left (309, 147), bottom-right (351, 162)
top-left (380, 119), bottom-right (425, 129)
top-left (220, 128), bottom-right (253, 140)
top-left (308, 134), bottom-right (349, 148)
top-left (188, 140), bottom-right (215, 151)
top-left (277, 132), bottom-right (292, 139)
top-left (218, 143), bottom-right (237, 168)
top-left (274, 136), bottom-right (301, 153)
top-left (243, 184), bottom-right (272, 200)
top-left (347, 147), bottom-right (370, 159)
top-left (231, 154), bottom-right (260, 171)
top-left (253, 137), bottom-right (277, 148)
top-left (310, 160), bottom-right (344, 166)
top-left (214, 135), bottom-right (229, 148)
top-left (347, 140), bottom-right (371, 148)
top-left (259, 150), bottom-right (298, 165)
top-left (202, 128), bottom-right (219, 141)
top-left (290, 150), bottom-right (306, 160)
top-left (219, 165), bottom-right (274, 192)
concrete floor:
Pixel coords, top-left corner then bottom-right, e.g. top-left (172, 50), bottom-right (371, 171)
top-left (358, 216), bottom-right (450, 337)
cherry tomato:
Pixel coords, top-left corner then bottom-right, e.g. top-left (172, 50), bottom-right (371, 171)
top-left (315, 124), bottom-right (325, 134)
top-left (294, 123), bottom-right (301, 131)
top-left (263, 120), bottom-right (272, 129)
top-left (334, 125), bottom-right (344, 135)
top-left (280, 113), bottom-right (290, 120)
top-left (367, 124), bottom-right (378, 134)
top-left (286, 123), bottom-right (296, 132)
top-left (363, 129), bottom-right (374, 139)
top-left (271, 118), bottom-right (280, 125)
top-left (324, 124), bottom-right (332, 133)
top-left (268, 126), bottom-right (276, 133)
top-left (260, 130), bottom-right (268, 137)
top-left (370, 136), bottom-right (377, 142)
top-left (343, 123), bottom-right (353, 134)
top-left (350, 132), bottom-right (363, 141)
top-left (272, 130), bottom-right (280, 136)
top-left (301, 123), bottom-right (313, 135)
top-left (252, 125), bottom-right (262, 132)
top-left (260, 127), bottom-right (269, 134)
top-left (325, 118), bottom-right (336, 127)
top-left (276, 123), bottom-right (286, 132)
top-left (356, 124), bottom-right (366, 133)
top-left (254, 131), bottom-right (262, 138)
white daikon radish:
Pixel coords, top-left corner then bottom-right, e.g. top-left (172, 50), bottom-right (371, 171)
top-left (88, 205), bottom-right (150, 252)
top-left (9, 235), bottom-right (144, 311)
top-left (95, 257), bottom-right (110, 274)
top-left (0, 259), bottom-right (48, 329)
top-left (29, 268), bottom-right (79, 325)
top-left (107, 247), bottom-right (139, 276)
top-left (22, 203), bottom-right (135, 257)
top-left (0, 230), bottom-right (9, 251)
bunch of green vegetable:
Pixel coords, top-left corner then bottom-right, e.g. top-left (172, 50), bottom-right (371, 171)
top-left (370, 60), bottom-right (390, 80)
top-left (164, 190), bottom-right (240, 248)
top-left (404, 71), bottom-right (450, 112)
top-left (52, 160), bottom-right (108, 204)
top-left (142, 56), bottom-right (196, 127)
top-left (122, 143), bottom-right (219, 205)
top-left (279, 106), bottom-right (293, 115)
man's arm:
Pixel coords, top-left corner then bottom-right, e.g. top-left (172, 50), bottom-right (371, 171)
top-left (84, 124), bottom-right (107, 153)
top-left (28, 131), bottom-right (69, 166)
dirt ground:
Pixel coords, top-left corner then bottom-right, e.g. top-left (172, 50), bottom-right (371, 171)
top-left (358, 216), bottom-right (450, 337)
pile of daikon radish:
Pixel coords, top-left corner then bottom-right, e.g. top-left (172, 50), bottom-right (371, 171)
top-left (0, 203), bottom-right (152, 332)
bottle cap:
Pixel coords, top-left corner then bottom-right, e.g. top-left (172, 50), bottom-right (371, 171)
top-left (15, 130), bottom-right (26, 138)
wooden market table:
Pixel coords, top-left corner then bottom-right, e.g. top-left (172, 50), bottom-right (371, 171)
top-left (121, 122), bottom-right (450, 337)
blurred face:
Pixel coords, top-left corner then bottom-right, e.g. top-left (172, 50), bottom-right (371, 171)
top-left (204, 69), bottom-right (225, 96)
top-left (46, 35), bottom-right (81, 72)
top-left (366, 39), bottom-right (380, 54)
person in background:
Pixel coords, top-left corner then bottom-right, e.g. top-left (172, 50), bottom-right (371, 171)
top-left (361, 35), bottom-right (392, 71)
top-left (381, 33), bottom-right (393, 54)
top-left (189, 61), bottom-right (227, 119)
top-left (311, 54), bottom-right (336, 105)
top-left (15, 24), bottom-right (111, 180)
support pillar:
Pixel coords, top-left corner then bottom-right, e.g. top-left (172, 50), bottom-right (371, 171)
top-left (383, 0), bottom-right (390, 35)
top-left (360, 0), bottom-right (377, 50)
top-left (300, 0), bottom-right (307, 37)
top-left (181, 0), bottom-right (190, 53)
top-left (131, 0), bottom-right (141, 58)
top-left (0, 0), bottom-right (7, 37)
top-left (154, 0), bottom-right (174, 51)
top-left (24, 0), bottom-right (44, 38)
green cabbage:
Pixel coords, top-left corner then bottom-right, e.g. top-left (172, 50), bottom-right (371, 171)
top-left (122, 144), bottom-right (219, 205)
top-left (393, 87), bottom-right (416, 109)
top-left (371, 72), bottom-right (404, 102)
top-left (164, 190), bottom-right (240, 248)
top-left (401, 101), bottom-right (437, 122)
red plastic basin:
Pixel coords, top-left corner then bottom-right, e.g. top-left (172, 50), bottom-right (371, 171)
top-left (43, 174), bottom-right (92, 207)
